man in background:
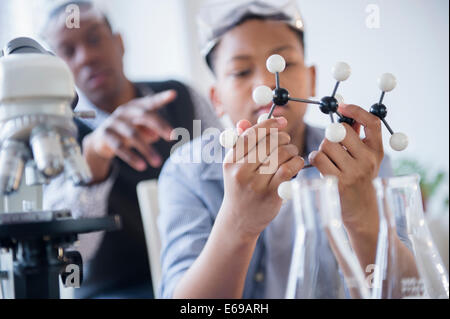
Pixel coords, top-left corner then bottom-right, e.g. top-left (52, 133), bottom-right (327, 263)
top-left (41, 0), bottom-right (220, 298)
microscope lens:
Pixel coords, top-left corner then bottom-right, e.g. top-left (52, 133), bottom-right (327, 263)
top-left (63, 137), bottom-right (92, 185)
top-left (30, 128), bottom-right (65, 178)
top-left (0, 141), bottom-right (28, 194)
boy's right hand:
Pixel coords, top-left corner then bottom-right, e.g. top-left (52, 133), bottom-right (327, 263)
top-left (220, 117), bottom-right (304, 240)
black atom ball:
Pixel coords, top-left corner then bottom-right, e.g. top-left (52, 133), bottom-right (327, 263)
top-left (320, 96), bottom-right (339, 114)
top-left (338, 116), bottom-right (355, 126)
top-left (273, 88), bottom-right (290, 106)
top-left (370, 103), bottom-right (388, 119)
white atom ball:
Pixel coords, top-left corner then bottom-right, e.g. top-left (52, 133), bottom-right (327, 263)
top-left (219, 128), bottom-right (238, 149)
top-left (278, 181), bottom-right (293, 201)
top-left (266, 54), bottom-right (286, 73)
top-left (257, 113), bottom-right (271, 124)
top-left (253, 85), bottom-right (273, 106)
top-left (332, 62), bottom-right (352, 82)
top-left (378, 73), bottom-right (397, 92)
top-left (335, 94), bottom-right (345, 105)
top-left (326, 123), bottom-right (347, 143)
top-left (390, 132), bottom-right (408, 151)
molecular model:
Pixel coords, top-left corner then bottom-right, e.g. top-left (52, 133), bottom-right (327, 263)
top-left (369, 73), bottom-right (408, 151)
top-left (219, 55), bottom-right (409, 201)
top-left (219, 54), bottom-right (353, 150)
top-left (253, 55), bottom-right (354, 143)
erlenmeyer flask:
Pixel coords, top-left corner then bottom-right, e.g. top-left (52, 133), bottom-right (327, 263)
top-left (286, 176), bottom-right (370, 299)
top-left (373, 174), bottom-right (449, 299)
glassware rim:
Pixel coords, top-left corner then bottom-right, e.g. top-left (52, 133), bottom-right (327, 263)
top-left (291, 175), bottom-right (339, 190)
top-left (373, 173), bottom-right (421, 189)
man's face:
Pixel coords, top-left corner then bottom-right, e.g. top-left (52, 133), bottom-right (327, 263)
top-left (45, 9), bottom-right (125, 105)
top-left (211, 19), bottom-right (315, 135)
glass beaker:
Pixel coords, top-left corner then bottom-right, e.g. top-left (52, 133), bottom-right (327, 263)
top-left (286, 176), bottom-right (370, 299)
top-left (372, 174), bottom-right (449, 299)
top-left (0, 248), bottom-right (14, 299)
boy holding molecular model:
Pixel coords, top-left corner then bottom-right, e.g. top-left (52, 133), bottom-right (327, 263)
top-left (157, 1), bottom-right (418, 299)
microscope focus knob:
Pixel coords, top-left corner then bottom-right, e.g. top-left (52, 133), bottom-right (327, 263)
top-left (60, 250), bottom-right (83, 287)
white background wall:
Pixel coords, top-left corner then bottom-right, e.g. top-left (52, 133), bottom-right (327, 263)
top-left (0, 0), bottom-right (448, 214)
top-left (109, 0), bottom-right (450, 188)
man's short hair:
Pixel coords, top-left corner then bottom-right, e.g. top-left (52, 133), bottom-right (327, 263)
top-left (40, 0), bottom-right (113, 38)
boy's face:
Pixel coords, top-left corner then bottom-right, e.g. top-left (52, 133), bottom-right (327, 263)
top-left (210, 19), bottom-right (316, 135)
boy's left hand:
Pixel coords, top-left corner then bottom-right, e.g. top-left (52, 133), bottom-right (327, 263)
top-left (309, 104), bottom-right (384, 237)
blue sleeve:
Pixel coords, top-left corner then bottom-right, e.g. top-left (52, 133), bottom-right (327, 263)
top-left (157, 157), bottom-right (214, 298)
top-left (379, 154), bottom-right (394, 178)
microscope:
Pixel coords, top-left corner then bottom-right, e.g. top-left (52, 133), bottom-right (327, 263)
top-left (0, 38), bottom-right (121, 299)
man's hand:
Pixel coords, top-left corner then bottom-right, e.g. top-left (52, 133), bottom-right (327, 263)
top-left (220, 117), bottom-right (305, 240)
top-left (83, 90), bottom-right (177, 183)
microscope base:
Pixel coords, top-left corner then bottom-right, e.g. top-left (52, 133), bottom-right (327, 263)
top-left (0, 214), bottom-right (121, 299)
